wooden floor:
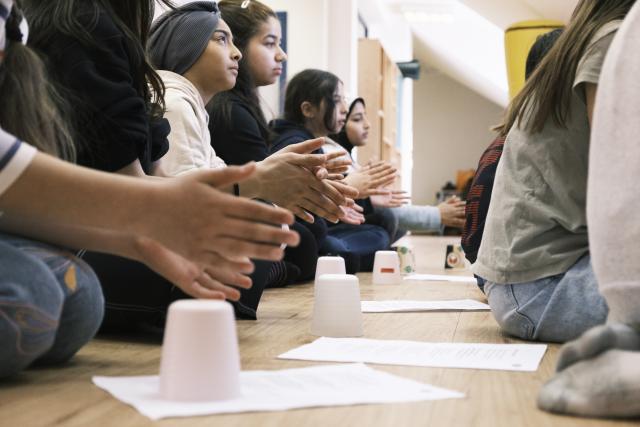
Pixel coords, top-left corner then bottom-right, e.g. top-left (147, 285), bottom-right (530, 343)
top-left (0, 236), bottom-right (634, 427)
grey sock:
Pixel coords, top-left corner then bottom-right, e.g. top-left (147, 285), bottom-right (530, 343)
top-left (538, 349), bottom-right (640, 418)
top-left (555, 323), bottom-right (640, 372)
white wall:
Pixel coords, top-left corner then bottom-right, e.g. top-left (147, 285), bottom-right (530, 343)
top-left (412, 67), bottom-right (503, 205)
top-left (359, 0), bottom-right (413, 62)
top-left (260, 0), bottom-right (358, 118)
top-left (327, 0), bottom-right (359, 100)
top-left (263, 0), bottom-right (329, 75)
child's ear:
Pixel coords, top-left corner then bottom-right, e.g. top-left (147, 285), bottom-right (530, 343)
top-left (301, 101), bottom-right (316, 119)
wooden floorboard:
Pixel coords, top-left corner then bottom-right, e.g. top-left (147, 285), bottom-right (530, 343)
top-left (0, 236), bottom-right (634, 426)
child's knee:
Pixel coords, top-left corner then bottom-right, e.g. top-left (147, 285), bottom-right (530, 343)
top-left (0, 246), bottom-right (65, 377)
top-left (486, 282), bottom-right (536, 340)
top-left (38, 258), bottom-right (104, 364)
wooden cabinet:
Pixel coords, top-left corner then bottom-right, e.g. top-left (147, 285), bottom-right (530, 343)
top-left (357, 38), bottom-right (402, 186)
top-left (357, 38), bottom-right (383, 163)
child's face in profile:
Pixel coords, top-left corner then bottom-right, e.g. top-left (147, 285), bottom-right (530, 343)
top-left (184, 19), bottom-right (242, 97)
top-left (246, 16), bottom-right (287, 87)
top-left (330, 82), bottom-right (348, 134)
top-left (346, 102), bottom-right (371, 147)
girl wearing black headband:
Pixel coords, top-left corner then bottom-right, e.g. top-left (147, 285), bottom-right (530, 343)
top-left (154, 0), bottom-right (358, 282)
top-left (148, 2), bottom-right (360, 289)
top-left (148, 1), bottom-right (352, 227)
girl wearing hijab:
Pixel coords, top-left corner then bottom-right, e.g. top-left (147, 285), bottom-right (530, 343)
top-left (330, 97), bottom-right (467, 240)
top-left (272, 69), bottom-right (392, 272)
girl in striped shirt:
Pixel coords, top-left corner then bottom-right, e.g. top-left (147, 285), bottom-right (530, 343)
top-left (0, 0), bottom-right (297, 378)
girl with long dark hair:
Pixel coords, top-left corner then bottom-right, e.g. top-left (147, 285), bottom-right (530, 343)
top-left (207, 0), bottom-right (358, 279)
top-left (0, 0), bottom-right (297, 378)
top-left (20, 0), bottom-right (299, 326)
top-left (272, 69), bottom-right (391, 272)
top-left (473, 0), bottom-right (637, 343)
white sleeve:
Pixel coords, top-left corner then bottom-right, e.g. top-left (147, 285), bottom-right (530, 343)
top-left (0, 128), bottom-right (37, 196)
top-left (588, 6), bottom-right (640, 325)
top-left (162, 93), bottom-right (226, 176)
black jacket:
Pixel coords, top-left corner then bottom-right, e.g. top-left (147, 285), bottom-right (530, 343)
top-left (269, 119), bottom-right (317, 154)
top-left (209, 93), bottom-right (270, 165)
top-left (29, 7), bottom-right (169, 173)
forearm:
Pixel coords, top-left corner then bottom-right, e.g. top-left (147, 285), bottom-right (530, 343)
top-left (0, 215), bottom-right (141, 261)
top-left (343, 174), bottom-right (366, 198)
top-left (395, 205), bottom-right (441, 231)
top-left (232, 164), bottom-right (262, 199)
top-left (0, 153), bottom-right (159, 235)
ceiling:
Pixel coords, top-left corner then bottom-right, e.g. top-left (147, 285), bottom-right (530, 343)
top-left (369, 0), bottom-right (578, 106)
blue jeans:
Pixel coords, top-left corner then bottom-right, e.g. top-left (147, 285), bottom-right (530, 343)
top-left (0, 234), bottom-right (104, 378)
top-left (484, 254), bottom-right (608, 343)
top-left (365, 206), bottom-right (403, 244)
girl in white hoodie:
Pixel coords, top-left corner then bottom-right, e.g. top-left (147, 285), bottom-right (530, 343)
top-left (149, 2), bottom-right (363, 300)
top-left (149, 1), bottom-right (357, 223)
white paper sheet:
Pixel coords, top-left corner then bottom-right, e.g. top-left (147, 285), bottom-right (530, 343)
top-left (279, 338), bottom-right (547, 372)
top-left (361, 299), bottom-right (490, 313)
top-left (404, 274), bottom-right (477, 284)
top-left (92, 364), bottom-right (463, 420)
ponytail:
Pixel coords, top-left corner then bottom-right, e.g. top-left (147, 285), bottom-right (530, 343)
top-left (0, 7), bottom-right (75, 161)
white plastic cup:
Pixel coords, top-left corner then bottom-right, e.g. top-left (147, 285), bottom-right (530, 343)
top-left (311, 274), bottom-right (363, 337)
top-left (396, 246), bottom-right (416, 274)
top-left (372, 250), bottom-right (402, 284)
top-left (314, 257), bottom-right (346, 297)
top-left (315, 256), bottom-right (347, 282)
top-left (159, 300), bottom-right (241, 402)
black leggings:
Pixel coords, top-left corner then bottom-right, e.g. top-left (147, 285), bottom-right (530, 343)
top-left (83, 252), bottom-right (272, 333)
top-left (284, 220), bottom-right (322, 281)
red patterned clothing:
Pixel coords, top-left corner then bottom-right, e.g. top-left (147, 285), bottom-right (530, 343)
top-left (462, 135), bottom-right (505, 264)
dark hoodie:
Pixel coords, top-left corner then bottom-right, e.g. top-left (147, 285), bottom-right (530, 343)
top-left (270, 118), bottom-right (391, 272)
top-left (209, 92), bottom-right (271, 164)
top-left (269, 119), bottom-right (317, 153)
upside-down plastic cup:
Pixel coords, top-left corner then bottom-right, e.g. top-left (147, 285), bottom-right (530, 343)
top-left (311, 274), bottom-right (363, 337)
top-left (159, 300), bottom-right (241, 401)
top-left (396, 245), bottom-right (416, 274)
top-left (314, 256), bottom-right (347, 294)
top-left (315, 256), bottom-right (346, 281)
top-left (372, 251), bottom-right (402, 284)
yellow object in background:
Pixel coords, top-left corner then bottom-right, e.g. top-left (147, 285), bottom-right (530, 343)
top-left (505, 20), bottom-right (565, 99)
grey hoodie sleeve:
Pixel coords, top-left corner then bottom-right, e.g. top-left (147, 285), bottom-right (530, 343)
top-left (588, 4), bottom-right (640, 326)
top-left (394, 205), bottom-right (442, 232)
